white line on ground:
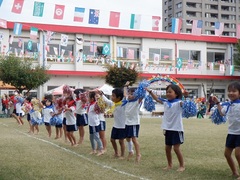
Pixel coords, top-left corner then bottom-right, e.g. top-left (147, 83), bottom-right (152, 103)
top-left (0, 122), bottom-right (150, 180)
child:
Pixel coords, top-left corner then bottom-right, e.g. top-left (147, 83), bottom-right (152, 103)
top-left (212, 82), bottom-right (240, 179)
top-left (15, 91), bottom-right (25, 125)
top-left (52, 96), bottom-right (63, 139)
top-left (22, 96), bottom-right (33, 133)
top-left (42, 99), bottom-right (54, 137)
top-left (196, 101), bottom-right (206, 119)
top-left (30, 97), bottom-right (41, 134)
top-left (123, 81), bottom-right (143, 163)
top-left (64, 95), bottom-right (77, 146)
top-left (146, 84), bottom-right (185, 172)
top-left (87, 91), bottom-right (104, 156)
top-left (74, 89), bottom-right (88, 145)
top-left (95, 91), bottom-right (107, 153)
top-left (102, 88), bottom-right (126, 159)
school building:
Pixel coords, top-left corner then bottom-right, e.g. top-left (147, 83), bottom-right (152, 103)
top-left (0, 21), bottom-right (239, 100)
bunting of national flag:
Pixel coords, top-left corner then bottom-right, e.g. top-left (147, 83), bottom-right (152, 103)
top-left (127, 49), bottom-right (134, 59)
top-left (90, 41), bottom-right (97, 53)
top-left (109, 11), bottom-right (120, 27)
top-left (27, 40), bottom-right (33, 50)
top-left (0, 18), bottom-right (7, 28)
top-left (0, 0), bottom-right (3, 7)
top-left (102, 44), bottom-right (110, 55)
top-left (192, 20), bottom-right (203, 35)
top-left (45, 31), bottom-right (54, 43)
top-left (171, 18), bottom-right (182, 34)
top-left (88, 9), bottom-right (99, 25)
top-left (117, 47), bottom-right (123, 57)
top-left (18, 38), bottom-right (22, 47)
top-left (215, 22), bottom-right (224, 36)
top-left (30, 27), bottom-right (38, 39)
top-left (53, 47), bottom-right (58, 55)
top-left (130, 14), bottom-right (141, 29)
top-left (219, 64), bottom-right (225, 73)
top-left (176, 58), bottom-right (182, 69)
top-left (60, 34), bottom-right (68, 46)
top-left (153, 54), bottom-right (160, 64)
top-left (12, 0), bottom-right (24, 14)
top-left (54, 4), bottom-right (65, 20)
top-left (33, 1), bottom-right (44, 17)
top-left (152, 16), bottom-right (161, 31)
top-left (230, 65), bottom-right (234, 75)
top-left (74, 7), bottom-right (85, 22)
top-left (13, 23), bottom-right (22, 35)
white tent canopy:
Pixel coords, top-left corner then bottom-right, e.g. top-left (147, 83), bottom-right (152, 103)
top-left (45, 84), bottom-right (74, 95)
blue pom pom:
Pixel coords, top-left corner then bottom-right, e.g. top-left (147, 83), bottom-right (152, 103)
top-left (211, 108), bottom-right (227, 125)
top-left (134, 80), bottom-right (150, 99)
top-left (50, 117), bottom-right (57, 126)
top-left (144, 95), bottom-right (156, 112)
top-left (55, 117), bottom-right (63, 125)
top-left (182, 100), bottom-right (197, 118)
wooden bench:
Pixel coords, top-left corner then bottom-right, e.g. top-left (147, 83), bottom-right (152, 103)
top-left (151, 112), bottom-right (164, 116)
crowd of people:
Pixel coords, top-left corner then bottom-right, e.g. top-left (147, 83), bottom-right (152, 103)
top-left (1, 81), bottom-right (240, 178)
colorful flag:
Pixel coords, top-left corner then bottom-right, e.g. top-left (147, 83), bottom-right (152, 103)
top-left (192, 20), bottom-right (203, 35)
top-left (187, 59), bottom-right (194, 69)
top-left (171, 18), bottom-right (182, 34)
top-left (153, 54), bottom-right (160, 64)
top-left (219, 64), bottom-right (225, 73)
top-left (127, 49), bottom-right (134, 59)
top-left (30, 27), bottom-right (38, 39)
top-left (163, 55), bottom-right (169, 59)
top-left (12, 0), bottom-right (24, 14)
top-left (89, 9), bottom-right (99, 25)
top-left (13, 23), bottom-right (22, 35)
top-left (0, 0), bottom-right (3, 7)
top-left (54, 4), bottom-right (65, 20)
top-left (176, 58), bottom-right (182, 69)
top-left (0, 18), bottom-right (7, 28)
top-left (102, 44), bottom-right (110, 55)
top-left (215, 22), bottom-right (224, 36)
top-left (90, 41), bottom-right (97, 52)
top-left (117, 47), bottom-right (123, 57)
top-left (109, 11), bottom-right (120, 27)
top-left (236, 24), bottom-right (240, 39)
top-left (27, 40), bottom-right (33, 51)
top-left (152, 16), bottom-right (161, 31)
top-left (53, 47), bottom-right (58, 55)
top-left (230, 65), bottom-right (234, 75)
top-left (60, 34), bottom-right (68, 46)
top-left (45, 31), bottom-right (54, 43)
top-left (18, 38), bottom-right (22, 47)
top-left (74, 7), bottom-right (85, 22)
top-left (130, 14), bottom-right (141, 29)
top-left (33, 1), bottom-right (44, 17)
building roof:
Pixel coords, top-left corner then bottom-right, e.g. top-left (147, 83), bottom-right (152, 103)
top-left (0, 81), bottom-right (15, 90)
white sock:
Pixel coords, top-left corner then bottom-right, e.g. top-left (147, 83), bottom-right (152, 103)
top-left (127, 141), bottom-right (133, 153)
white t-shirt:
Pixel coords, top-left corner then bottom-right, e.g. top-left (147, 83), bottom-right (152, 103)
top-left (43, 106), bottom-right (54, 123)
top-left (75, 99), bottom-right (86, 115)
top-left (16, 102), bottom-right (22, 114)
top-left (88, 102), bottom-right (100, 126)
top-left (65, 106), bottom-right (76, 125)
top-left (161, 101), bottom-right (183, 132)
top-left (102, 95), bottom-right (126, 128)
top-left (124, 100), bottom-right (140, 125)
top-left (222, 103), bottom-right (240, 135)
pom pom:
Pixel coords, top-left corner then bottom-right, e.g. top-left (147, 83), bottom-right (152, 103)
top-left (50, 117), bottom-right (57, 126)
top-left (94, 103), bottom-right (101, 114)
top-left (134, 80), bottom-right (150, 99)
top-left (55, 117), bottom-right (63, 125)
top-left (211, 108), bottom-right (227, 125)
top-left (55, 97), bottom-right (64, 110)
top-left (144, 95), bottom-right (156, 112)
top-left (96, 96), bottom-right (107, 113)
top-left (30, 111), bottom-right (43, 125)
top-left (182, 100), bottom-right (197, 118)
top-left (63, 85), bottom-right (72, 96)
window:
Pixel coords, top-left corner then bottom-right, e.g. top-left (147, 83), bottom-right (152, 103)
top-left (176, 2), bottom-right (182, 8)
top-left (207, 52), bottom-right (225, 63)
top-left (149, 48), bottom-right (172, 61)
top-left (179, 50), bottom-right (200, 61)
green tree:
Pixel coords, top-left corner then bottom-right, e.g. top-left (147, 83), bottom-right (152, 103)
top-left (0, 55), bottom-right (50, 93)
top-left (233, 40), bottom-right (240, 66)
top-left (105, 64), bottom-right (138, 88)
